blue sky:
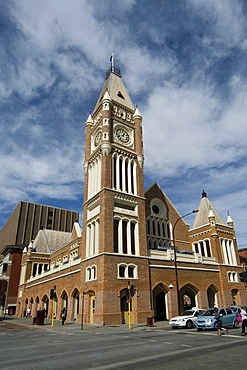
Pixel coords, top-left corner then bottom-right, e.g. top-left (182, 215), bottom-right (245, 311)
top-left (1, 0), bottom-right (247, 248)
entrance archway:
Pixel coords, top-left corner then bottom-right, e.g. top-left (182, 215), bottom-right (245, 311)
top-left (120, 288), bottom-right (131, 324)
top-left (207, 285), bottom-right (218, 308)
top-left (89, 293), bottom-right (95, 324)
top-left (153, 285), bottom-right (167, 321)
top-left (231, 289), bottom-right (240, 305)
top-left (72, 288), bottom-right (79, 321)
top-left (179, 284), bottom-right (198, 312)
top-left (30, 297), bottom-right (34, 316)
top-left (24, 298), bottom-right (28, 317)
top-left (61, 291), bottom-right (68, 318)
top-left (33, 296), bottom-right (39, 317)
top-left (42, 294), bottom-right (49, 317)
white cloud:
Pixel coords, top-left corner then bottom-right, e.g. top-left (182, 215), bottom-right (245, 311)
top-left (1, 0), bottom-right (247, 247)
top-left (188, 0), bottom-right (247, 47)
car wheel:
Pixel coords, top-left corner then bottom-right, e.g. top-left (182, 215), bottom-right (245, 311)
top-left (186, 320), bottom-right (193, 329)
top-left (233, 320), bottom-right (239, 329)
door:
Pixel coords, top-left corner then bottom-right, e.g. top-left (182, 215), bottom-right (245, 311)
top-left (89, 295), bottom-right (95, 323)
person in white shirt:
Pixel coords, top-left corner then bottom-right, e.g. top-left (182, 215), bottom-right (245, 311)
top-left (240, 307), bottom-right (247, 336)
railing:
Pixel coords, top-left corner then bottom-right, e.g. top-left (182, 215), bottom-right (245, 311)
top-left (105, 66), bottom-right (121, 79)
top-left (149, 248), bottom-right (217, 264)
top-left (27, 257), bottom-right (81, 283)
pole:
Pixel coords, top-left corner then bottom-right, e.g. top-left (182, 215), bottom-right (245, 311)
top-left (51, 298), bottom-right (54, 327)
top-left (51, 285), bottom-right (56, 327)
top-left (128, 281), bottom-right (131, 330)
top-left (172, 210), bottom-right (199, 315)
top-left (81, 292), bottom-right (85, 331)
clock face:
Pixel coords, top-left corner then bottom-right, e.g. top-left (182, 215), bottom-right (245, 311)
top-left (116, 128), bottom-right (130, 144)
top-left (94, 131), bottom-right (102, 147)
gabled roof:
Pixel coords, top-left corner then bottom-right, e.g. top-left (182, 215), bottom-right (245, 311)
top-left (192, 190), bottom-right (225, 228)
top-left (93, 67), bottom-right (134, 113)
top-left (30, 222), bottom-right (81, 254)
top-left (32, 229), bottom-right (71, 253)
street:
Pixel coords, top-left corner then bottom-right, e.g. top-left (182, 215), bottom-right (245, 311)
top-left (0, 319), bottom-right (246, 369)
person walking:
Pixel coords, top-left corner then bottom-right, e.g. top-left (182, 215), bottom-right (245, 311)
top-left (240, 306), bottom-right (247, 336)
top-left (214, 307), bottom-right (228, 336)
top-left (26, 307), bottom-right (31, 317)
top-left (61, 308), bottom-right (67, 325)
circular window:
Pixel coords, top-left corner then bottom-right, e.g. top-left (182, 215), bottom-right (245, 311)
top-left (152, 205), bottom-right (160, 215)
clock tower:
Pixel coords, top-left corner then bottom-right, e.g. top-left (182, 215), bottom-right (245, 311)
top-left (82, 63), bottom-right (151, 324)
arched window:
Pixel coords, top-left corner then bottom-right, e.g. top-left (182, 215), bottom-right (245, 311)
top-left (86, 265), bottom-right (97, 281)
top-left (113, 218), bottom-right (138, 255)
top-left (118, 263), bottom-right (137, 279)
top-left (221, 238), bottom-right (237, 265)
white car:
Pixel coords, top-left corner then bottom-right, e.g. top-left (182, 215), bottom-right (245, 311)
top-left (169, 308), bottom-right (206, 329)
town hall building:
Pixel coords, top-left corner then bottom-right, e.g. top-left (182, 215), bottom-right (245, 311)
top-left (14, 63), bottom-right (246, 325)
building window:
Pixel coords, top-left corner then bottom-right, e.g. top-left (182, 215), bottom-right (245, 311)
top-left (227, 271), bottom-right (238, 282)
top-left (119, 265), bottom-right (125, 277)
top-left (3, 264), bottom-right (8, 273)
top-left (114, 217), bottom-right (138, 255)
top-left (87, 156), bottom-right (102, 199)
top-left (70, 250), bottom-right (79, 260)
top-left (221, 238), bottom-right (237, 265)
top-left (86, 218), bottom-right (100, 258)
top-left (147, 215), bottom-right (171, 250)
top-left (112, 153), bottom-right (137, 195)
top-left (193, 239), bottom-right (212, 257)
top-left (86, 265), bottom-right (97, 281)
top-left (118, 263), bottom-right (138, 279)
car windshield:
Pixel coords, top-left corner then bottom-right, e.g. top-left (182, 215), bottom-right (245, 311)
top-left (200, 309), bottom-right (215, 316)
top-left (180, 310), bottom-right (195, 316)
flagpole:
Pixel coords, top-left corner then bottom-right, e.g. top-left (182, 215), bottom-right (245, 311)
top-left (110, 53), bottom-right (114, 71)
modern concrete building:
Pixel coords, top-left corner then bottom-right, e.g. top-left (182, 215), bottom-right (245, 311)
top-left (0, 202), bottom-right (79, 313)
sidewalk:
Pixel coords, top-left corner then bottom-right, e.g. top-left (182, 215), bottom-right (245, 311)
top-left (3, 316), bottom-right (171, 334)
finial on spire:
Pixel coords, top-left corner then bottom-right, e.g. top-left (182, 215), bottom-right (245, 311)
top-left (202, 190), bottom-right (207, 198)
top-left (106, 54), bottom-right (121, 79)
top-left (110, 53), bottom-right (114, 71)
top-left (227, 212), bottom-right (234, 226)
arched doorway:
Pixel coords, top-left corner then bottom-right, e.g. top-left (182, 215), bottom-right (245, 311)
top-left (153, 285), bottom-right (167, 321)
top-left (179, 284), bottom-right (198, 312)
top-left (207, 285), bottom-right (218, 308)
top-left (42, 295), bottom-right (49, 317)
top-left (89, 291), bottom-right (95, 324)
top-left (33, 296), bottom-right (39, 317)
top-left (72, 288), bottom-right (80, 321)
top-left (61, 291), bottom-right (68, 315)
top-left (30, 297), bottom-right (34, 316)
top-left (231, 289), bottom-right (240, 305)
top-left (120, 288), bottom-right (131, 324)
top-left (24, 298), bottom-right (28, 317)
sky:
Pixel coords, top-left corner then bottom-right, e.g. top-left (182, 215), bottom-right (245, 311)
top-left (1, 0), bottom-right (247, 248)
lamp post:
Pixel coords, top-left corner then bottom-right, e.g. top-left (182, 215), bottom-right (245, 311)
top-left (81, 292), bottom-right (85, 331)
top-left (172, 209), bottom-right (199, 315)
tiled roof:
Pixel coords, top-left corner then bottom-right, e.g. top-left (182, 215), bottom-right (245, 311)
top-left (32, 229), bottom-right (71, 253)
top-left (193, 192), bottom-right (225, 228)
top-left (93, 69), bottom-right (134, 113)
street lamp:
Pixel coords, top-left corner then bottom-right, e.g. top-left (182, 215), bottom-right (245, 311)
top-left (172, 209), bottom-right (199, 315)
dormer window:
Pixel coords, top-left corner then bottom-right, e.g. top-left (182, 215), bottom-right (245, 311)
top-left (117, 91), bottom-right (125, 99)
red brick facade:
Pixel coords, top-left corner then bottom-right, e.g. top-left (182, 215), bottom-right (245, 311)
top-left (14, 66), bottom-right (247, 324)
